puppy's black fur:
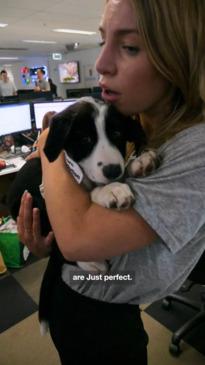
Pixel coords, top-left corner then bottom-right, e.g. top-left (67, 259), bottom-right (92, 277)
top-left (7, 98), bottom-right (146, 331)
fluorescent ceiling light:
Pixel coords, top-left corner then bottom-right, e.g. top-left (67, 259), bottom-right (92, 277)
top-left (0, 23), bottom-right (8, 28)
top-left (0, 57), bottom-right (19, 60)
top-left (53, 28), bottom-right (96, 35)
top-left (23, 40), bottom-right (57, 44)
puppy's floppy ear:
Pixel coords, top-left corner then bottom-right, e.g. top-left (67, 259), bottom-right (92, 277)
top-left (44, 106), bottom-right (76, 162)
top-left (125, 115), bottom-right (145, 142)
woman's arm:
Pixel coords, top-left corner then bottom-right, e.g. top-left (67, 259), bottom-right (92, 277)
top-left (18, 130), bottom-right (158, 261)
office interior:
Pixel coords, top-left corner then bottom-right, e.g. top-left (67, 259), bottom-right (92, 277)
top-left (0, 1), bottom-right (205, 365)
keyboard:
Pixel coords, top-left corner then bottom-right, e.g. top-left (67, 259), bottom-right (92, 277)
top-left (0, 162), bottom-right (16, 170)
top-left (0, 151), bottom-right (24, 160)
top-left (0, 156), bottom-right (26, 175)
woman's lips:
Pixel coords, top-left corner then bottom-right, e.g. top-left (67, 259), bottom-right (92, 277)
top-left (101, 88), bottom-right (121, 102)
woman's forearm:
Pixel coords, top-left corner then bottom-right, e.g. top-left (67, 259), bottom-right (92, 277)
top-left (41, 149), bottom-right (157, 262)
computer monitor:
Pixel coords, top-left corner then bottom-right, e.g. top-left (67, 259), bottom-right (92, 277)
top-left (33, 99), bottom-right (77, 129)
top-left (0, 103), bottom-right (32, 137)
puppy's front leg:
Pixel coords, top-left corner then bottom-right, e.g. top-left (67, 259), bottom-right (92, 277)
top-left (127, 149), bottom-right (161, 177)
top-left (91, 182), bottom-right (135, 210)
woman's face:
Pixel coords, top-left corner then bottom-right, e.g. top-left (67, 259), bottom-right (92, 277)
top-left (96, 0), bottom-right (170, 118)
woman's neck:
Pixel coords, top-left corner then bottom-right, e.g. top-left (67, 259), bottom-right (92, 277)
top-left (139, 113), bottom-right (159, 140)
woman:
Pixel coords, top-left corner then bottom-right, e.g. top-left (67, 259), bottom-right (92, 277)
top-left (17, 0), bottom-right (205, 364)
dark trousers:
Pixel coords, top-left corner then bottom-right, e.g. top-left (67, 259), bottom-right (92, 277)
top-left (48, 276), bottom-right (148, 365)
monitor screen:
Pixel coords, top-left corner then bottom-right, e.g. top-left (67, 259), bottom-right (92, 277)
top-left (58, 61), bottom-right (80, 84)
top-left (0, 103), bottom-right (32, 137)
top-left (33, 100), bottom-right (77, 129)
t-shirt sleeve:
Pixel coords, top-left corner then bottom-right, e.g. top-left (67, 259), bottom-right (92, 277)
top-left (127, 124), bottom-right (205, 254)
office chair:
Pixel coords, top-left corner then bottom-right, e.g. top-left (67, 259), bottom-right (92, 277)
top-left (162, 250), bottom-right (205, 356)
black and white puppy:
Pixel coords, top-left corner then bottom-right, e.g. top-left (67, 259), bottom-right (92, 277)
top-left (42, 96), bottom-right (157, 272)
top-left (43, 97), bottom-right (156, 210)
top-left (7, 96), bottom-right (158, 333)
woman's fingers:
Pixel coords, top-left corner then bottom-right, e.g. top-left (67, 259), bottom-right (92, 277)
top-left (17, 191), bottom-right (53, 258)
top-left (21, 191), bottom-right (33, 237)
top-left (44, 231), bottom-right (55, 248)
top-left (25, 150), bottom-right (40, 161)
top-left (32, 207), bottom-right (42, 241)
top-left (37, 128), bottom-right (49, 153)
top-left (17, 190), bottom-right (29, 239)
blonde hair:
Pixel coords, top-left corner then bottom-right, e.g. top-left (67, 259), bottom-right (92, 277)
top-left (131, 0), bottom-right (205, 147)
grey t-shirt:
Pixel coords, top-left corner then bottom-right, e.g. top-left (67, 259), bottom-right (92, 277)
top-left (62, 123), bottom-right (205, 304)
top-left (36, 79), bottom-right (50, 91)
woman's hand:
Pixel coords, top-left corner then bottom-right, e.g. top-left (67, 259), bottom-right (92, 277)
top-left (25, 128), bottom-right (50, 162)
top-left (36, 128), bottom-right (49, 155)
top-left (17, 191), bottom-right (54, 258)
top-left (25, 149), bottom-right (40, 161)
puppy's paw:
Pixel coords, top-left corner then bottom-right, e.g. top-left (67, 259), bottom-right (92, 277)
top-left (91, 182), bottom-right (134, 210)
top-left (127, 149), bottom-right (160, 177)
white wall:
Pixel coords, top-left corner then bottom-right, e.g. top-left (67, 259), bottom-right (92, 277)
top-left (48, 47), bottom-right (101, 98)
top-left (0, 47), bottom-right (101, 98)
top-left (0, 57), bottom-right (49, 90)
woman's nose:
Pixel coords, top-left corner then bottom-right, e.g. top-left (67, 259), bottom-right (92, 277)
top-left (95, 44), bottom-right (117, 76)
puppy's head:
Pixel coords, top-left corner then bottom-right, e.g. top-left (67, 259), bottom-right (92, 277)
top-left (43, 99), bottom-right (91, 162)
top-left (44, 97), bottom-right (146, 184)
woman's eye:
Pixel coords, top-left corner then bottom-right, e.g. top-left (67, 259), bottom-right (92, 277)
top-left (122, 45), bottom-right (140, 55)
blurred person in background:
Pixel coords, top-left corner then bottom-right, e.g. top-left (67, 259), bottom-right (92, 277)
top-left (48, 78), bottom-right (58, 98)
top-left (0, 70), bottom-right (17, 97)
top-left (34, 69), bottom-right (50, 92)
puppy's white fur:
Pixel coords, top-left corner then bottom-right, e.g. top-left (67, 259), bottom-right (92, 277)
top-left (79, 99), bottom-right (125, 184)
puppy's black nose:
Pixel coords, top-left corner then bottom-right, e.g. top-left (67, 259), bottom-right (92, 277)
top-left (103, 164), bottom-right (122, 180)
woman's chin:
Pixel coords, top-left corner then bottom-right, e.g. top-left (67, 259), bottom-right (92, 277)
top-left (113, 101), bottom-right (137, 117)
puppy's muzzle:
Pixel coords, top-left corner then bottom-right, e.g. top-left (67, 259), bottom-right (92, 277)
top-left (102, 164), bottom-right (123, 180)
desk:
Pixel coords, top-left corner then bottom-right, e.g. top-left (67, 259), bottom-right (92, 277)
top-left (0, 156), bottom-right (26, 177)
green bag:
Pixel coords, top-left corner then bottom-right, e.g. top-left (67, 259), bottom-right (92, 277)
top-left (0, 216), bottom-right (25, 268)
top-left (0, 232), bottom-right (24, 268)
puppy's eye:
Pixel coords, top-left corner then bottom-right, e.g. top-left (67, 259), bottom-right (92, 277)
top-left (112, 131), bottom-right (122, 140)
top-left (81, 136), bottom-right (92, 144)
